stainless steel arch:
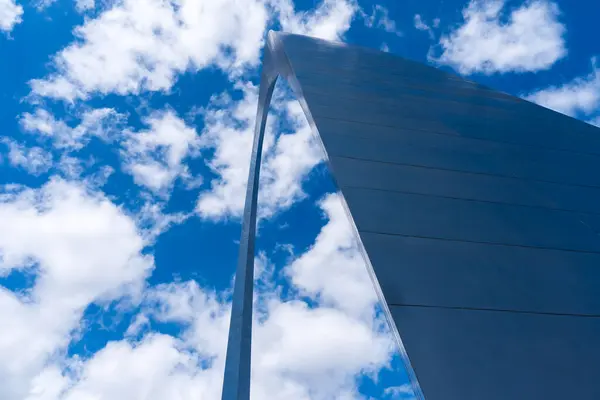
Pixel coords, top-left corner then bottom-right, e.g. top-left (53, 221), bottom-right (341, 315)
top-left (222, 31), bottom-right (600, 400)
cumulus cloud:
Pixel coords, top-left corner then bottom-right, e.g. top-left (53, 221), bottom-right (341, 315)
top-left (0, 191), bottom-right (400, 399)
top-left (29, 0), bottom-right (270, 101)
top-left (272, 0), bottom-right (357, 41)
top-left (2, 139), bottom-right (53, 175)
top-left (197, 82), bottom-right (323, 220)
top-left (28, 0), bottom-right (357, 102)
top-left (524, 58), bottom-right (600, 119)
top-left (432, 0), bottom-right (566, 74)
top-left (121, 109), bottom-right (202, 195)
top-left (0, 178), bottom-right (153, 399)
top-left (0, 0), bottom-right (22, 33)
top-left (38, 192), bottom-right (396, 400)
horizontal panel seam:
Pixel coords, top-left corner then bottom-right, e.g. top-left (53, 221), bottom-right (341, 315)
top-left (331, 154), bottom-right (600, 191)
top-left (314, 114), bottom-right (600, 158)
top-left (338, 183), bottom-right (600, 216)
top-left (389, 303), bottom-right (600, 318)
top-left (360, 230), bottom-right (600, 255)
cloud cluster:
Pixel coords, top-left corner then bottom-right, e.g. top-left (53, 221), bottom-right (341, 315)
top-left (29, 0), bottom-right (270, 101)
top-left (0, 1), bottom-right (416, 398)
top-left (0, 179), bottom-right (153, 399)
top-left (28, 0), bottom-right (357, 102)
top-left (432, 0), bottom-right (566, 74)
top-left (0, 187), bottom-right (399, 399)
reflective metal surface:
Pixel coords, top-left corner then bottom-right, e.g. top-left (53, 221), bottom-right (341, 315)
top-left (221, 49), bottom-right (277, 400)
top-left (226, 31), bottom-right (600, 399)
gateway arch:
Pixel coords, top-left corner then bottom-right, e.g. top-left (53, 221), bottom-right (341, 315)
top-left (222, 31), bottom-right (600, 400)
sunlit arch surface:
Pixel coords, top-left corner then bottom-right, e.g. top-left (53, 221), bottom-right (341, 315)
top-left (223, 31), bottom-right (600, 400)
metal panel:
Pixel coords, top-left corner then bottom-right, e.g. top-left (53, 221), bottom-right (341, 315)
top-left (315, 119), bottom-right (600, 188)
top-left (361, 232), bottom-right (600, 315)
top-left (343, 187), bottom-right (600, 252)
top-left (390, 305), bottom-right (600, 400)
top-left (330, 156), bottom-right (600, 214)
top-left (224, 31), bottom-right (600, 400)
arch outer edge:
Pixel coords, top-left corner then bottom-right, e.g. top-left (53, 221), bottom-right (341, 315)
top-left (221, 41), bottom-right (278, 400)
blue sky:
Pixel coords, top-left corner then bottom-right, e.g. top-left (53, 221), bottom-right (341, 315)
top-left (0, 0), bottom-right (598, 399)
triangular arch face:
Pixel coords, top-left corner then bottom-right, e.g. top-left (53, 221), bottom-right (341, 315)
top-left (262, 31), bottom-right (600, 400)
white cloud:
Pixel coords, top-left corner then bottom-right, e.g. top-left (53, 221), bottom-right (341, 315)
top-left (0, 182), bottom-right (400, 399)
top-left (432, 0), bottom-right (566, 74)
top-left (287, 193), bottom-right (377, 320)
top-left (0, 178), bottom-right (153, 399)
top-left (50, 288), bottom-right (391, 400)
top-left (384, 384), bottom-right (415, 399)
top-left (197, 82), bottom-right (323, 220)
top-left (414, 14), bottom-right (439, 39)
top-left (28, 0), bottom-right (270, 101)
top-left (121, 109), bottom-right (202, 195)
top-left (273, 0), bottom-right (357, 41)
top-left (29, 0), bottom-right (358, 102)
top-left (57, 194), bottom-right (395, 399)
top-left (74, 0), bottom-right (94, 12)
top-left (252, 300), bottom-right (392, 399)
top-left (20, 107), bottom-right (125, 150)
top-left (20, 106), bottom-right (203, 197)
top-left (413, 14), bottom-right (428, 31)
top-left (525, 58), bottom-right (600, 117)
top-left (56, 334), bottom-right (212, 400)
top-left (360, 4), bottom-right (401, 36)
top-left (2, 139), bottom-right (53, 175)
top-left (0, 0), bottom-right (22, 33)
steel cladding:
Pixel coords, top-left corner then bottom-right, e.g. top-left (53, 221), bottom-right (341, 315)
top-left (249, 31), bottom-right (600, 399)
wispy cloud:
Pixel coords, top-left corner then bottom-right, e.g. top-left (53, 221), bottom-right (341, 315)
top-left (2, 139), bottom-right (53, 175)
top-left (361, 4), bottom-right (402, 36)
top-left (121, 109), bottom-right (202, 196)
top-left (413, 14), bottom-right (439, 39)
